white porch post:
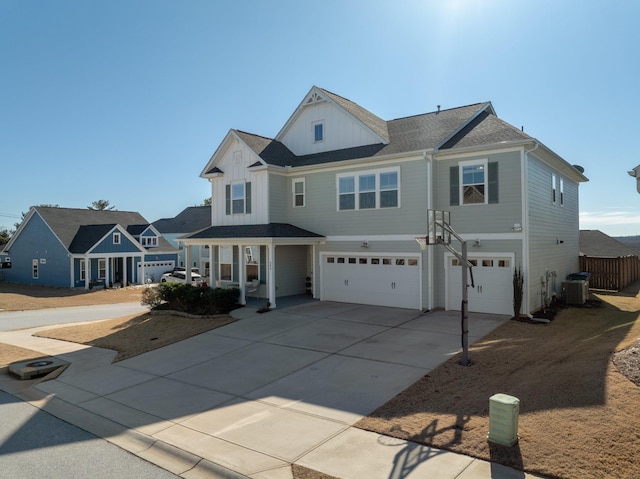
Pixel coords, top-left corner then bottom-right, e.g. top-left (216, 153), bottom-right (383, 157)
top-left (123, 256), bottom-right (128, 286)
top-left (106, 257), bottom-right (111, 287)
top-left (140, 256), bottom-right (145, 285)
top-left (268, 244), bottom-right (276, 309)
top-left (84, 256), bottom-right (90, 290)
top-left (238, 243), bottom-right (246, 305)
top-left (209, 244), bottom-right (215, 287)
top-left (185, 244), bottom-right (192, 283)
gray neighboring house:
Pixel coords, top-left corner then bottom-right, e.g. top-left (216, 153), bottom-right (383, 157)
top-left (580, 230), bottom-right (640, 257)
top-left (153, 206), bottom-right (212, 275)
top-left (180, 85), bottom-right (588, 314)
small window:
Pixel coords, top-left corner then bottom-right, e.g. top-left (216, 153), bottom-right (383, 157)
top-left (470, 259), bottom-right (478, 266)
top-left (498, 260), bottom-right (510, 267)
top-left (327, 257), bottom-right (335, 264)
top-left (314, 122), bottom-right (324, 142)
top-left (371, 258), bottom-right (380, 265)
top-left (383, 258), bottom-right (391, 265)
top-left (337, 257), bottom-right (345, 264)
top-left (348, 257), bottom-right (356, 264)
top-left (33, 259), bottom-right (39, 279)
top-left (408, 258), bottom-right (418, 266)
top-left (452, 258), bottom-right (460, 266)
top-left (359, 258), bottom-right (367, 264)
top-left (396, 259), bottom-right (405, 266)
top-left (293, 178), bottom-right (305, 207)
top-left (482, 260), bottom-right (494, 267)
top-left (113, 232), bottom-right (121, 245)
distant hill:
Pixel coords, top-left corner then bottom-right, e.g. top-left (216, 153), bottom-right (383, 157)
top-left (614, 236), bottom-right (640, 248)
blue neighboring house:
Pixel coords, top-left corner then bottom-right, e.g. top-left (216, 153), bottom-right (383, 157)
top-left (152, 206), bottom-right (212, 275)
top-left (1, 206), bottom-right (178, 288)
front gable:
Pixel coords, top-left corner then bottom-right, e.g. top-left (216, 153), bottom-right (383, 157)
top-left (88, 226), bottom-right (145, 255)
top-left (275, 86), bottom-right (388, 157)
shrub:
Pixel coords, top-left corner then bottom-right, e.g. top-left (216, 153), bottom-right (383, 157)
top-left (151, 283), bottom-right (240, 315)
top-left (141, 287), bottom-right (162, 308)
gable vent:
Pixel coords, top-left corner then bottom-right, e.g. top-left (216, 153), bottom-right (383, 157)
top-left (305, 92), bottom-right (325, 105)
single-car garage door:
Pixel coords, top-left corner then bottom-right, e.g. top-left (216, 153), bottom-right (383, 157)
top-left (447, 254), bottom-right (513, 315)
top-left (321, 253), bottom-right (421, 309)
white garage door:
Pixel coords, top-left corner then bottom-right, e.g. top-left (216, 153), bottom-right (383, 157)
top-left (321, 253), bottom-right (421, 309)
top-left (447, 255), bottom-right (513, 315)
top-left (138, 261), bottom-right (175, 284)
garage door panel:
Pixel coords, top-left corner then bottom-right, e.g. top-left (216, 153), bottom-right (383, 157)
top-left (322, 254), bottom-right (420, 310)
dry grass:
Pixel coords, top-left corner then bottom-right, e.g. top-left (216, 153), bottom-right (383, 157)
top-left (0, 282), bottom-right (144, 311)
top-left (356, 287), bottom-right (640, 479)
top-left (0, 344), bottom-right (51, 369)
top-left (33, 312), bottom-right (236, 362)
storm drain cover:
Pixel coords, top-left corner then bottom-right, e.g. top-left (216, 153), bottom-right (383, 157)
top-left (8, 356), bottom-right (70, 380)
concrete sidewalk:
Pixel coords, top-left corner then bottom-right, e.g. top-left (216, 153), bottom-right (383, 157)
top-left (0, 302), bottom-right (542, 479)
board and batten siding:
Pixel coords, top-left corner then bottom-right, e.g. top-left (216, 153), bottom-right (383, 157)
top-left (433, 150), bottom-right (523, 234)
top-left (268, 173), bottom-right (288, 224)
top-left (280, 101), bottom-right (383, 156)
top-left (210, 138), bottom-right (269, 226)
top-left (285, 158), bottom-right (428, 236)
top-left (526, 154), bottom-right (580, 310)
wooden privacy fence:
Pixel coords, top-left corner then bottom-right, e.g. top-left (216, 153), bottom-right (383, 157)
top-left (579, 255), bottom-right (640, 291)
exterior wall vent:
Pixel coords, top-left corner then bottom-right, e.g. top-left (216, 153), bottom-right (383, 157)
top-left (488, 393), bottom-right (520, 446)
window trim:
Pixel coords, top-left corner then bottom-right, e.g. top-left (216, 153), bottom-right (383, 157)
top-left (32, 259), bottom-right (39, 279)
top-left (98, 259), bottom-right (106, 279)
top-left (293, 178), bottom-right (305, 208)
top-left (141, 236), bottom-right (157, 247)
top-left (113, 232), bottom-right (121, 245)
top-left (459, 159), bottom-right (488, 206)
top-left (559, 177), bottom-right (564, 206)
top-left (219, 245), bottom-right (233, 282)
top-left (336, 167), bottom-right (400, 211)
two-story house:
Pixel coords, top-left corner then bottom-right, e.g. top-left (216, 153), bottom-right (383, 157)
top-left (181, 86), bottom-right (588, 315)
top-left (2, 206), bottom-right (178, 288)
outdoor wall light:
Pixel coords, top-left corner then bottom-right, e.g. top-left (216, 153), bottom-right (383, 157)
top-left (512, 224), bottom-right (522, 232)
top-left (361, 240), bottom-right (369, 248)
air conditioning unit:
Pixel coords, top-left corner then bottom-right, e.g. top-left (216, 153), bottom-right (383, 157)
top-left (563, 280), bottom-right (588, 305)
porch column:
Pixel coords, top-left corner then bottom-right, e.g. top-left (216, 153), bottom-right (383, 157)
top-left (84, 256), bottom-right (90, 290)
top-left (69, 257), bottom-right (74, 288)
top-left (208, 243), bottom-right (215, 287)
top-left (105, 257), bottom-right (111, 287)
top-left (268, 244), bottom-right (276, 309)
top-left (184, 244), bottom-right (192, 283)
top-left (140, 256), bottom-right (145, 284)
top-left (123, 256), bottom-right (128, 286)
top-left (238, 243), bottom-right (246, 305)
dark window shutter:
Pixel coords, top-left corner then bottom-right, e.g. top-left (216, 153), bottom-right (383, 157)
top-left (245, 182), bottom-right (252, 214)
top-left (488, 162), bottom-right (499, 204)
top-left (225, 185), bottom-right (231, 215)
top-left (450, 166), bottom-right (459, 206)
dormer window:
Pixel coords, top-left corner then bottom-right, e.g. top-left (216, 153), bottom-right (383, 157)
top-left (313, 121), bottom-right (324, 142)
top-left (141, 236), bottom-right (158, 247)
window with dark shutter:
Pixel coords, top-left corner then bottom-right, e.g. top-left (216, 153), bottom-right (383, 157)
top-left (488, 162), bottom-right (499, 204)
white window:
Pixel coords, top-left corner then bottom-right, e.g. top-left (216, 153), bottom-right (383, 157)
top-left (141, 237), bottom-right (157, 247)
top-left (232, 183), bottom-right (245, 214)
top-left (113, 232), bottom-right (121, 244)
top-left (313, 121), bottom-right (324, 142)
top-left (226, 182), bottom-right (251, 215)
top-left (293, 178), bottom-right (305, 207)
top-left (552, 174), bottom-right (557, 204)
top-left (219, 246), bottom-right (233, 281)
top-left (32, 259), bottom-right (39, 279)
top-left (560, 178), bottom-right (564, 206)
top-left (80, 260), bottom-right (85, 280)
top-left (98, 259), bottom-right (106, 279)
top-left (460, 160), bottom-right (487, 205)
top-left (337, 167), bottom-right (399, 211)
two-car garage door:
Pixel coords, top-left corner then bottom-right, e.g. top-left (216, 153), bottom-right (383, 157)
top-left (321, 253), bottom-right (421, 309)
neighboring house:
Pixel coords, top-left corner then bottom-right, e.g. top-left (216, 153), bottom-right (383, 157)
top-left (153, 206), bottom-right (212, 275)
top-left (580, 230), bottom-right (640, 257)
top-left (1, 207), bottom-right (178, 288)
top-left (628, 164), bottom-right (640, 193)
top-left (180, 86), bottom-right (588, 314)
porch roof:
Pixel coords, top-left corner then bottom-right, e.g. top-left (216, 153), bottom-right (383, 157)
top-left (180, 223), bottom-right (325, 245)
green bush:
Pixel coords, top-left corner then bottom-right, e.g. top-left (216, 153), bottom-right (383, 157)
top-left (148, 283), bottom-right (240, 315)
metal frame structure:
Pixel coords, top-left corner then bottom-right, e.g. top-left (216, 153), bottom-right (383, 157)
top-left (416, 209), bottom-right (474, 366)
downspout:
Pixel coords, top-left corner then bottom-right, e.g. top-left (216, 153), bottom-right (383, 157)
top-left (523, 141), bottom-right (539, 317)
top-left (424, 151), bottom-right (434, 311)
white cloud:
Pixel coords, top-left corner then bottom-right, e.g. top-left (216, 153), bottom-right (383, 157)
top-left (580, 210), bottom-right (640, 236)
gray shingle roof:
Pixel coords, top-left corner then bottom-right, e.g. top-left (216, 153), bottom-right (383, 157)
top-left (34, 207), bottom-right (176, 254)
top-left (185, 223), bottom-right (324, 240)
top-left (153, 206), bottom-right (211, 234)
top-left (579, 230), bottom-right (640, 257)
top-left (232, 102), bottom-right (503, 168)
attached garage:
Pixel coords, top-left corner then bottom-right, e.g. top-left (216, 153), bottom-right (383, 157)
top-left (321, 253), bottom-right (421, 309)
top-left (446, 254), bottom-right (514, 315)
top-left (137, 261), bottom-right (175, 283)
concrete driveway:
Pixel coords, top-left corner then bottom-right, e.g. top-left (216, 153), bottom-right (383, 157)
top-left (0, 302), bottom-right (533, 478)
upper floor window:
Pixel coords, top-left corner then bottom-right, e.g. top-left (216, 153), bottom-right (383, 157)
top-left (141, 236), bottom-right (157, 247)
top-left (113, 232), bottom-right (121, 244)
top-left (337, 168), bottom-right (399, 211)
top-left (293, 178), bottom-right (305, 207)
top-left (552, 174), bottom-right (557, 204)
top-left (449, 160), bottom-right (498, 206)
top-left (560, 178), bottom-right (564, 206)
top-left (225, 182), bottom-right (252, 215)
top-left (313, 121), bottom-right (324, 142)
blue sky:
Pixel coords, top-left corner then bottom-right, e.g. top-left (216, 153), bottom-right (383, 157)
top-left (1, 0), bottom-right (638, 236)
